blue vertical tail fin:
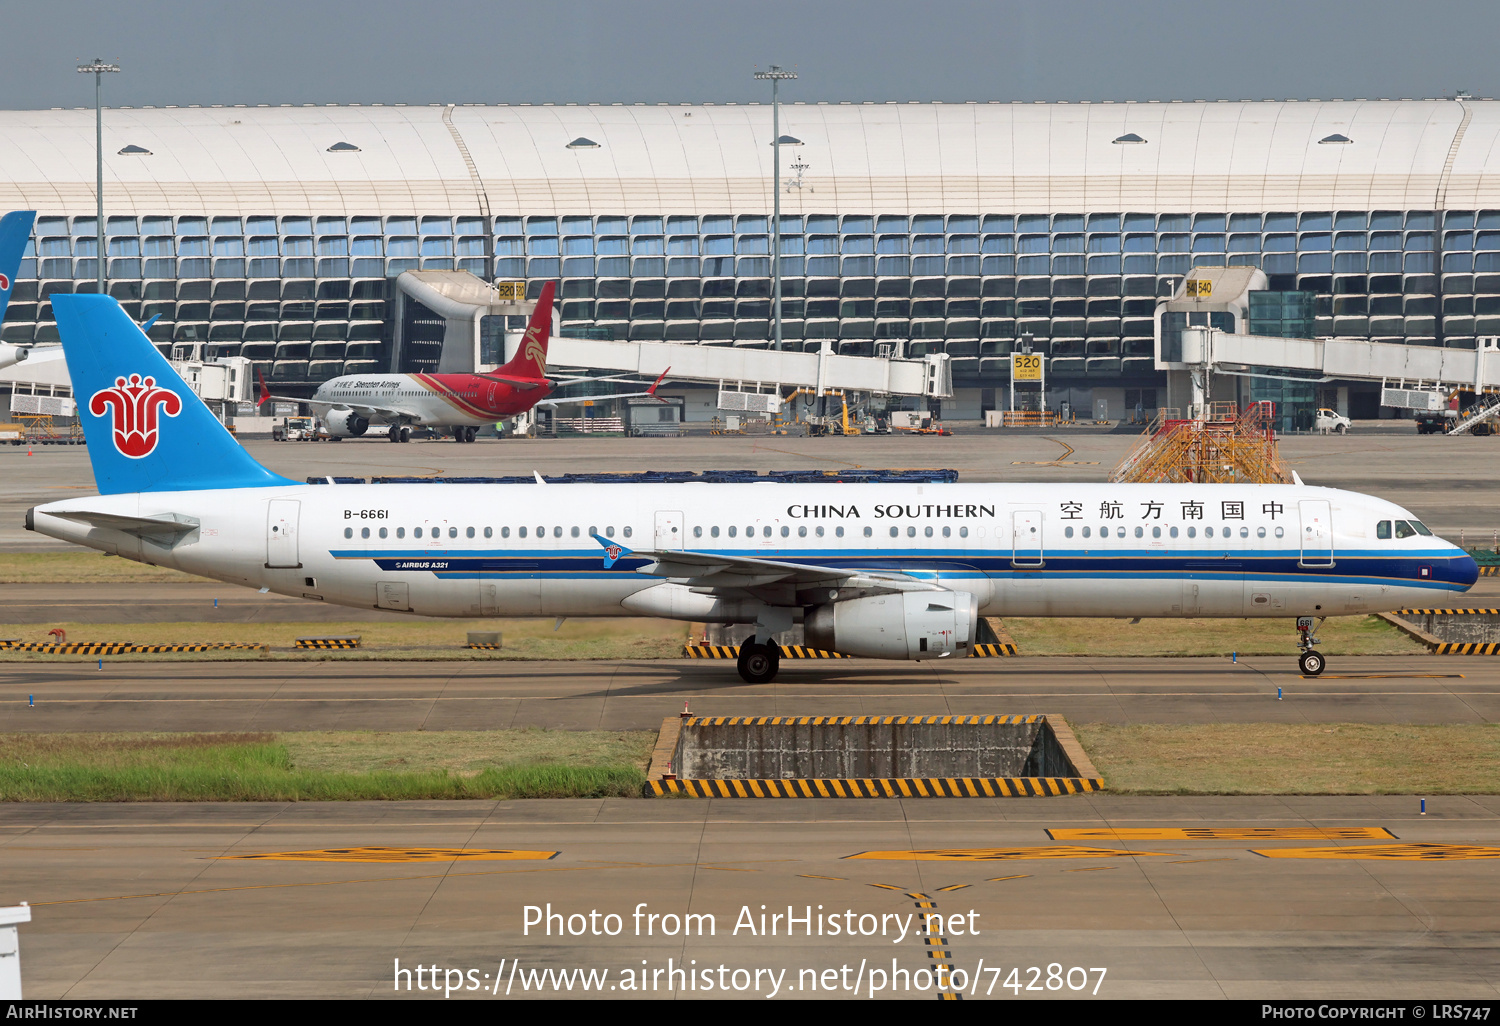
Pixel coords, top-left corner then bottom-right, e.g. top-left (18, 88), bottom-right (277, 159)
top-left (0, 210), bottom-right (36, 322)
top-left (52, 294), bottom-right (296, 495)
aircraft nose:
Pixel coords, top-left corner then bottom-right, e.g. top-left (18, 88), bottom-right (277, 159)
top-left (1453, 549), bottom-right (1480, 590)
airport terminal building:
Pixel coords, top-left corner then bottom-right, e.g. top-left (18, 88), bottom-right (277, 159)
top-left (2, 97), bottom-right (1499, 420)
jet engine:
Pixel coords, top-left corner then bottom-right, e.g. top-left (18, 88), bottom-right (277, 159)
top-left (805, 590), bottom-right (976, 659)
top-left (0, 343), bottom-right (29, 371)
top-left (324, 409), bottom-right (369, 437)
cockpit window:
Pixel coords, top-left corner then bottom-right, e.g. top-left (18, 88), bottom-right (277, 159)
top-left (1376, 520), bottom-right (1391, 539)
top-left (1410, 520), bottom-right (1433, 536)
top-left (1394, 521), bottom-right (1416, 539)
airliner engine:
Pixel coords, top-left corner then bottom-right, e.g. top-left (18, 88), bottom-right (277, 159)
top-left (324, 409), bottom-right (369, 437)
top-left (805, 591), bottom-right (976, 659)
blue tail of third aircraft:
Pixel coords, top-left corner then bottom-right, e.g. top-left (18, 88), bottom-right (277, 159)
top-left (0, 210), bottom-right (36, 322)
top-left (53, 294), bottom-right (297, 495)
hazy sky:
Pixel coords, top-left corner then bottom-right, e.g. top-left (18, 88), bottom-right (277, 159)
top-left (1, 0), bottom-right (1494, 109)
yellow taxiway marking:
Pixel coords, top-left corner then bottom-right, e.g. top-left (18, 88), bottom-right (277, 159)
top-left (797, 874), bottom-right (846, 881)
top-left (28, 858), bottom-right (790, 907)
top-left (935, 884), bottom-right (971, 891)
top-left (1049, 827), bottom-right (1396, 841)
top-left (218, 846), bottom-right (558, 863)
top-left (869, 883), bottom-right (907, 891)
top-left (985, 874), bottom-right (1031, 883)
top-left (1303, 674), bottom-right (1464, 679)
top-left (847, 846), bottom-right (1172, 861)
top-left (1062, 866), bottom-right (1117, 872)
top-left (1168, 858), bottom-right (1237, 864)
top-left (1253, 844), bottom-right (1500, 861)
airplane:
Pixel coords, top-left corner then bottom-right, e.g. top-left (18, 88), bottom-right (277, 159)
top-left (256, 280), bottom-right (670, 441)
top-left (28, 293), bottom-right (1479, 683)
top-left (0, 210), bottom-right (45, 372)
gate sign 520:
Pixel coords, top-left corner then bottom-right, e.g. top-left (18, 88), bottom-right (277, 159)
top-left (1012, 353), bottom-right (1043, 381)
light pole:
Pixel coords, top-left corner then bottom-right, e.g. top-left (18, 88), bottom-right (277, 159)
top-left (77, 58), bottom-right (119, 295)
top-left (753, 65), bottom-right (796, 352)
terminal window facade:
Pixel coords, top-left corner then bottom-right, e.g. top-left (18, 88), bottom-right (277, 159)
top-left (3, 209), bottom-right (1496, 395)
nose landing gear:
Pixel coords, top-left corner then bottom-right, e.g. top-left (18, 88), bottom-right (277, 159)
top-left (1296, 616), bottom-right (1326, 676)
top-left (736, 641), bottom-right (781, 684)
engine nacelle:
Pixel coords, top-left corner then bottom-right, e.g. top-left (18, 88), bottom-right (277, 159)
top-left (805, 590), bottom-right (976, 660)
top-left (324, 409), bottom-right (369, 437)
top-left (0, 343), bottom-right (29, 371)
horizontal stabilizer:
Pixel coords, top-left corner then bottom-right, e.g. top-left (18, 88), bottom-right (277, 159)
top-left (47, 510), bottom-right (200, 538)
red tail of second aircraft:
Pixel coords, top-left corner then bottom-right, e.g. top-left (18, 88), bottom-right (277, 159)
top-left (489, 280), bottom-right (554, 386)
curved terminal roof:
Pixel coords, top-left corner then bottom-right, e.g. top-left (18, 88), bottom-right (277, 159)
top-left (2, 99), bottom-right (1498, 216)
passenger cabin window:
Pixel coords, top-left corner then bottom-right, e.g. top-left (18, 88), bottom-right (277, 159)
top-left (864, 527), bottom-right (873, 537)
top-left (1275, 527), bottom-right (1285, 538)
top-left (729, 526), bottom-right (738, 538)
top-left (414, 527), bottom-right (423, 538)
top-left (484, 527), bottom-right (493, 538)
top-left (834, 526), bottom-right (844, 538)
top-left (501, 527), bottom-right (510, 538)
top-left (711, 526), bottom-right (720, 538)
top-left (959, 526), bottom-right (968, 538)
top-left (624, 527), bottom-right (632, 538)
top-left (343, 527), bottom-right (352, 539)
top-left (396, 527), bottom-right (405, 539)
top-left (693, 526), bottom-right (703, 538)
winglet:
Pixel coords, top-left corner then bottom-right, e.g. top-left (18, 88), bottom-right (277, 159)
top-left (590, 532), bottom-right (632, 569)
top-left (646, 366), bottom-right (670, 400)
top-left (533, 470), bottom-right (546, 485)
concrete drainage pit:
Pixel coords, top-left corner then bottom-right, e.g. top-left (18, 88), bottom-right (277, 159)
top-left (647, 715), bottom-right (1103, 797)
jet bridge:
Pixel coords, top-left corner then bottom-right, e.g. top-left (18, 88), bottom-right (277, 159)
top-left (394, 271), bottom-right (951, 399)
top-left (1155, 267), bottom-right (1500, 422)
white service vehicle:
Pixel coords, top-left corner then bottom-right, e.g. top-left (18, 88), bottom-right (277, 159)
top-left (1314, 408), bottom-right (1351, 434)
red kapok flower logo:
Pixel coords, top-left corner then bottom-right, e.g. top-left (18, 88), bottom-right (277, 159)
top-left (89, 373), bottom-right (182, 458)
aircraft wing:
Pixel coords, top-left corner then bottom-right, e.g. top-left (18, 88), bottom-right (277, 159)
top-left (537, 368), bottom-right (671, 408)
top-left (588, 533), bottom-right (942, 595)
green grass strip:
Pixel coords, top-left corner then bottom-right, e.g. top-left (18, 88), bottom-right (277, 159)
top-left (0, 733), bottom-right (644, 801)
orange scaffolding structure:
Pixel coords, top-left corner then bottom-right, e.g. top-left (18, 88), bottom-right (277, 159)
top-left (1108, 401), bottom-right (1293, 484)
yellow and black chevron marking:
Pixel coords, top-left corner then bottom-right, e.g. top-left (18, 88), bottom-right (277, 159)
top-left (295, 637), bottom-right (361, 649)
top-left (682, 645), bottom-right (848, 659)
top-left (646, 776), bottom-right (1102, 798)
top-left (1479, 566), bottom-right (1499, 576)
top-left (1049, 827), bottom-right (1396, 841)
top-left (683, 643), bottom-right (1017, 658)
top-left (1253, 843), bottom-right (1500, 861)
top-left (1433, 642), bottom-right (1500, 654)
top-left (969, 643), bottom-right (1018, 656)
top-left (219, 846), bottom-right (559, 863)
top-left (1395, 608), bottom-right (1500, 615)
top-left (466, 643), bottom-right (503, 650)
top-left (847, 846), bottom-right (1167, 861)
top-left (685, 714), bottom-right (1041, 727)
top-left (0, 642), bottom-right (265, 654)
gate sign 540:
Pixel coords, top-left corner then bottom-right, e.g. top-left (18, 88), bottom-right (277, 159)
top-left (1012, 353), bottom-right (1043, 381)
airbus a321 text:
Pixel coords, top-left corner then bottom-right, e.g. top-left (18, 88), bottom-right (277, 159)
top-left (256, 281), bottom-right (668, 441)
top-left (30, 293), bottom-right (1478, 682)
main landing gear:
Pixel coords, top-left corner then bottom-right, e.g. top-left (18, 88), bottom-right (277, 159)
top-left (1296, 616), bottom-right (1326, 676)
top-left (386, 425), bottom-right (412, 443)
top-left (451, 426), bottom-right (478, 443)
top-left (736, 640), bottom-right (781, 684)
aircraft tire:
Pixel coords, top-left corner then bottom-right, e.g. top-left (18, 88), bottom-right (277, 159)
top-left (399, 426), bottom-right (412, 443)
top-left (386, 425), bottom-right (400, 443)
top-left (1299, 650), bottom-right (1326, 676)
top-left (736, 641), bottom-right (780, 684)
